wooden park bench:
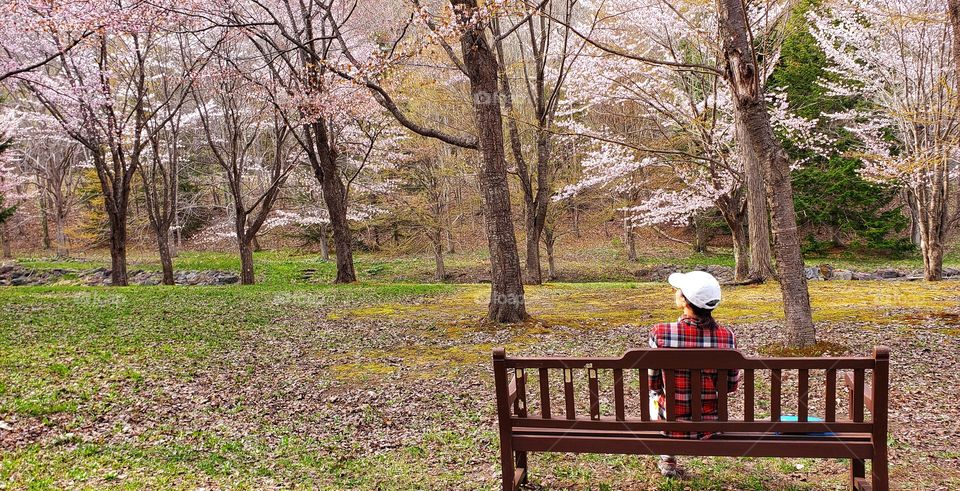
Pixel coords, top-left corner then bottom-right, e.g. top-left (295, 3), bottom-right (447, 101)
top-left (492, 346), bottom-right (889, 491)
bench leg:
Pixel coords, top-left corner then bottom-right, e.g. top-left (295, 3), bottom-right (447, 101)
top-left (850, 459), bottom-right (865, 490)
top-left (515, 451), bottom-right (528, 486)
top-left (872, 454), bottom-right (888, 491)
top-left (499, 445), bottom-right (516, 491)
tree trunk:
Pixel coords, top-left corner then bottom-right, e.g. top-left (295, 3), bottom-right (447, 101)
top-left (324, 184), bottom-right (356, 283)
top-left (445, 227), bottom-right (455, 254)
top-left (107, 211), bottom-right (128, 286)
top-left (432, 234), bottom-right (446, 282)
top-left (54, 210), bottom-right (68, 258)
top-left (544, 229), bottom-right (557, 281)
top-left (906, 191), bottom-right (922, 246)
top-left (912, 162), bottom-right (949, 281)
top-left (522, 129), bottom-right (551, 286)
top-left (524, 209), bottom-right (544, 285)
top-left (719, 0), bottom-right (816, 347)
top-left (739, 113), bottom-right (775, 281)
top-left (693, 215), bottom-right (710, 254)
top-left (624, 216), bottom-right (637, 261)
top-left (157, 231), bottom-right (175, 285)
top-left (454, 0), bottom-right (527, 322)
top-left (40, 196), bottom-right (51, 250)
top-left (720, 205), bottom-right (750, 282)
top-left (239, 238), bottom-right (255, 285)
top-left (306, 119), bottom-right (357, 284)
top-left (0, 222), bottom-right (10, 258)
top-left (319, 223), bottom-right (330, 261)
top-left (920, 233), bottom-right (943, 281)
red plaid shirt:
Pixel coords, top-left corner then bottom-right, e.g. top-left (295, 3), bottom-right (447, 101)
top-left (648, 315), bottom-right (741, 439)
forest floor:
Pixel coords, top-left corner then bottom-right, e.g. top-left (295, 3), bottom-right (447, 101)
top-left (1, 250), bottom-right (959, 490)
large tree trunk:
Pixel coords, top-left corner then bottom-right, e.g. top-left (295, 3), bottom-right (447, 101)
top-left (307, 121), bottom-right (357, 284)
top-left (739, 113), bottom-right (775, 281)
top-left (719, 0), bottom-right (816, 347)
top-left (454, 0), bottom-right (527, 322)
top-left (920, 232), bottom-right (943, 281)
top-left (157, 229), bottom-right (175, 285)
top-left (107, 210), bottom-right (128, 286)
top-left (912, 162), bottom-right (950, 281)
top-left (323, 182), bottom-right (356, 283)
top-left (239, 238), bottom-right (255, 285)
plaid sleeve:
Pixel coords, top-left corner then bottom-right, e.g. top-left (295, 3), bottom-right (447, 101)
top-left (648, 324), bottom-right (663, 392)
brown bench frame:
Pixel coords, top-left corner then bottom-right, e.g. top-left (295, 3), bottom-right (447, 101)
top-left (493, 346), bottom-right (889, 491)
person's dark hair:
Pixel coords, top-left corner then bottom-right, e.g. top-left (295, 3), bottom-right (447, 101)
top-left (682, 294), bottom-right (715, 322)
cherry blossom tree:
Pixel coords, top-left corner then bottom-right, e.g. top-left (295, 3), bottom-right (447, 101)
top-left (0, 0), bottom-right (114, 82)
top-left (0, 123), bottom-right (34, 258)
top-left (312, 0), bottom-right (530, 320)
top-left (811, 0), bottom-right (958, 281)
top-left (490, 0), bottom-right (586, 284)
top-left (549, 0), bottom-right (815, 344)
top-left (13, 106), bottom-right (84, 257)
top-left (557, 0), bottom-right (792, 282)
top-left (193, 51), bottom-right (297, 285)
top-left (9, 2), bottom-right (205, 285)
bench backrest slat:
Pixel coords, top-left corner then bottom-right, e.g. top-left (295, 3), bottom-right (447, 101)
top-left (744, 368), bottom-right (755, 422)
top-left (717, 370), bottom-right (728, 421)
top-left (563, 369), bottom-right (575, 419)
top-left (538, 368), bottom-right (551, 419)
top-left (638, 370), bottom-right (650, 421)
top-left (613, 368), bottom-right (626, 421)
top-left (690, 369), bottom-right (702, 421)
top-left (588, 367), bottom-right (600, 420)
top-left (663, 369), bottom-right (677, 421)
top-left (798, 368), bottom-right (809, 422)
top-left (514, 369), bottom-right (527, 418)
top-left (771, 368), bottom-right (782, 421)
top-left (826, 368), bottom-right (837, 422)
top-left (852, 368), bottom-right (865, 422)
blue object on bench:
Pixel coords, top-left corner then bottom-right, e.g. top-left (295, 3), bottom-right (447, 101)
top-left (777, 415), bottom-right (835, 436)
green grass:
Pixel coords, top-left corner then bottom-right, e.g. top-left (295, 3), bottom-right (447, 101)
top-left (2, 249), bottom-right (958, 489)
top-left (13, 244), bottom-right (959, 286)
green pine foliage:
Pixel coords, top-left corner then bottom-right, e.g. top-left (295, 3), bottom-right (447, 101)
top-left (769, 0), bottom-right (912, 256)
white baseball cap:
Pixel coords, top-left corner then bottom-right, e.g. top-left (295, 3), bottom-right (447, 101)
top-left (668, 271), bottom-right (722, 310)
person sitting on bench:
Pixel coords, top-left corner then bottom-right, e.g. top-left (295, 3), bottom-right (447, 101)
top-left (648, 271), bottom-right (741, 478)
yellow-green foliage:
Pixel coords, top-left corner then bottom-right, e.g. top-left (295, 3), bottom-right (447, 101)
top-left (337, 280), bottom-right (959, 329)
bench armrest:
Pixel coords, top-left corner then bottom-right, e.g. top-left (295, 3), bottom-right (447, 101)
top-left (843, 372), bottom-right (874, 414)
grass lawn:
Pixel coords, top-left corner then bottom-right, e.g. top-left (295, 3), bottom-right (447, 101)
top-left (1, 250), bottom-right (959, 489)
